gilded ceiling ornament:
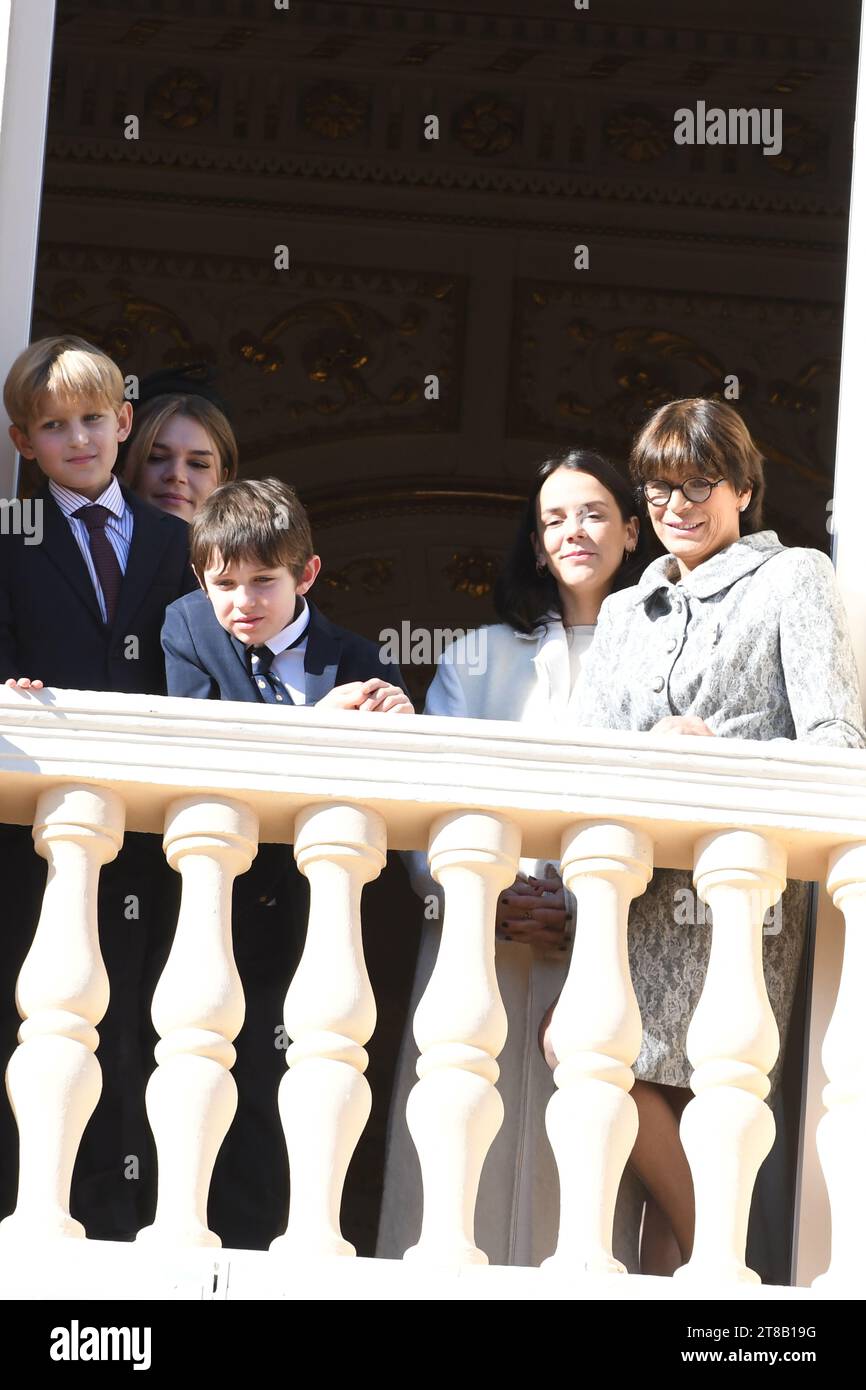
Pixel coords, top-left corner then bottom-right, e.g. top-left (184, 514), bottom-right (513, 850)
top-left (766, 115), bottom-right (826, 177)
top-left (444, 552), bottom-right (499, 599)
top-left (455, 95), bottom-right (521, 156)
top-left (147, 71), bottom-right (215, 130)
top-left (767, 358), bottom-right (837, 415)
top-left (605, 106), bottom-right (667, 162)
top-left (556, 393), bottom-right (592, 419)
top-left (322, 558), bottom-right (394, 595)
top-left (612, 327), bottom-right (721, 376)
top-left (34, 280), bottom-right (214, 366)
top-left (301, 82), bottom-right (370, 139)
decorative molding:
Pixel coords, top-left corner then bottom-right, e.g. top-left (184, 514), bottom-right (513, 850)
top-left (321, 557), bottom-right (395, 596)
top-left (444, 552), bottom-right (501, 599)
top-left (32, 246), bottom-right (467, 449)
top-left (605, 106), bottom-right (669, 163)
top-left (49, 2), bottom-right (857, 69)
top-left (37, 182), bottom-right (847, 255)
top-left (146, 70), bottom-right (217, 130)
top-left (301, 81), bottom-right (371, 140)
top-left (43, 136), bottom-right (849, 218)
top-left (305, 482), bottom-right (526, 530)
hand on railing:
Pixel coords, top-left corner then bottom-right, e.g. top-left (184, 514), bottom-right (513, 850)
top-left (4, 676), bottom-right (44, 690)
top-left (651, 715), bottom-right (715, 736)
top-left (316, 677), bottom-right (414, 715)
top-left (495, 867), bottom-right (569, 949)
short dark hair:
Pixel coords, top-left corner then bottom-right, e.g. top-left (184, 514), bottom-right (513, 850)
top-left (630, 398), bottom-right (765, 533)
top-left (494, 449), bottom-right (649, 635)
top-left (189, 477), bottom-right (314, 577)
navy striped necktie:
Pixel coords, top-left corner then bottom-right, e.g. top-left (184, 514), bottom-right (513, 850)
top-left (248, 645), bottom-right (294, 705)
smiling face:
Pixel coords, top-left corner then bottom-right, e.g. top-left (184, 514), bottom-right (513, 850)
top-left (11, 394), bottom-right (132, 501)
top-left (134, 413), bottom-right (225, 521)
top-left (532, 465), bottom-right (639, 619)
top-left (201, 550), bottom-right (321, 646)
top-left (645, 473), bottom-right (751, 574)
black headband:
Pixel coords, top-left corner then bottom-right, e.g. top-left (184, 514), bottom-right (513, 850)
top-left (136, 363), bottom-right (232, 422)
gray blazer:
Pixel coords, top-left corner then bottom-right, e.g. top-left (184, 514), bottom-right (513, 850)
top-left (573, 530), bottom-right (865, 748)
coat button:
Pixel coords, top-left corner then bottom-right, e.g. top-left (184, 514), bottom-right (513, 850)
top-left (652, 676), bottom-right (664, 693)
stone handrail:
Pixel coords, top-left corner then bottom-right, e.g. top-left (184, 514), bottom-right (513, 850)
top-left (0, 687), bottom-right (864, 1286)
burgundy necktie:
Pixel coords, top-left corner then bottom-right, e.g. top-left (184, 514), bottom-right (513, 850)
top-left (74, 504), bottom-right (123, 625)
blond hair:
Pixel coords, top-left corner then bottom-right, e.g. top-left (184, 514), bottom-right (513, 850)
top-left (122, 394), bottom-right (238, 490)
top-left (3, 335), bottom-right (126, 428)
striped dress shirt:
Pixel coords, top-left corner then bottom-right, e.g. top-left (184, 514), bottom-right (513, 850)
top-left (48, 477), bottom-right (134, 623)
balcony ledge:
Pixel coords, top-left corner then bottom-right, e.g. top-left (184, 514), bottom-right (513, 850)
top-left (1, 686), bottom-right (865, 877)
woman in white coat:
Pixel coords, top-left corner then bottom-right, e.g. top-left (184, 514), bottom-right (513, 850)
top-left (377, 449), bottom-right (648, 1267)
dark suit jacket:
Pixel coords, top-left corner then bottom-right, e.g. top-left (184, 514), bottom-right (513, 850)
top-left (0, 482), bottom-right (196, 693)
top-left (162, 589), bottom-right (408, 705)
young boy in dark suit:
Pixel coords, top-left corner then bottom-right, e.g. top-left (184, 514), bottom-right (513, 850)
top-left (0, 335), bottom-right (196, 1239)
top-left (162, 477), bottom-right (412, 1248)
top-left (162, 476), bottom-right (411, 715)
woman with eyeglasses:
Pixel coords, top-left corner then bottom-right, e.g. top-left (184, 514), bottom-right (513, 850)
top-left (542, 397), bottom-right (864, 1277)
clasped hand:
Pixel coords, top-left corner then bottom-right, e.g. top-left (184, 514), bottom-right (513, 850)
top-left (495, 866), bottom-right (569, 949)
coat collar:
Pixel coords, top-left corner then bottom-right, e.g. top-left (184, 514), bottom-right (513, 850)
top-left (516, 613), bottom-right (593, 710)
top-left (632, 530), bottom-right (785, 605)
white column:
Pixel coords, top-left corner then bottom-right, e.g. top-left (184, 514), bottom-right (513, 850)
top-left (0, 0), bottom-right (56, 497)
top-left (404, 811), bottom-right (520, 1265)
top-left (813, 842), bottom-right (866, 1289)
top-left (137, 797), bottom-right (257, 1249)
top-left (0, 784), bottom-right (124, 1242)
top-left (544, 822), bottom-right (653, 1274)
top-left (271, 802), bottom-right (386, 1259)
top-left (676, 830), bottom-right (787, 1285)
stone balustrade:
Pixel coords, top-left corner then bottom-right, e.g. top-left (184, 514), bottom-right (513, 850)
top-left (0, 687), bottom-right (864, 1292)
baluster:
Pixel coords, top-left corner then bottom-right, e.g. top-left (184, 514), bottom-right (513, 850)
top-left (270, 802), bottom-right (386, 1258)
top-left (404, 811), bottom-right (520, 1265)
top-left (0, 785), bottom-right (124, 1241)
top-left (544, 822), bottom-right (652, 1273)
top-left (814, 842), bottom-right (866, 1288)
top-left (137, 796), bottom-right (257, 1248)
top-left (676, 830), bottom-right (786, 1284)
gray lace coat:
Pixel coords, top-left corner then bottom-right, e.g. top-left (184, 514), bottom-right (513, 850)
top-left (572, 531), bottom-right (865, 1087)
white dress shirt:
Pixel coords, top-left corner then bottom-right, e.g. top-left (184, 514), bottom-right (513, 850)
top-left (260, 596), bottom-right (311, 704)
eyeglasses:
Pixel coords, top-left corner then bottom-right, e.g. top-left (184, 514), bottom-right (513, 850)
top-left (642, 477), bottom-right (726, 506)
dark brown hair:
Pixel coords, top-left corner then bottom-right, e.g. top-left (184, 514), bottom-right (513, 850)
top-left (189, 477), bottom-right (314, 578)
top-left (630, 398), bottom-right (765, 533)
